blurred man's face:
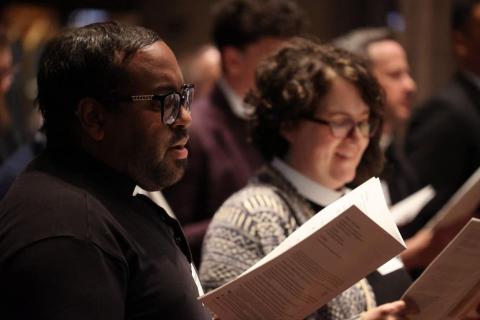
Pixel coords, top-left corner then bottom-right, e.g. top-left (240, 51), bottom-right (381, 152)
top-left (223, 37), bottom-right (287, 97)
top-left (367, 40), bottom-right (416, 126)
top-left (0, 48), bottom-right (13, 95)
top-left (453, 3), bottom-right (480, 76)
top-left (190, 46), bottom-right (221, 99)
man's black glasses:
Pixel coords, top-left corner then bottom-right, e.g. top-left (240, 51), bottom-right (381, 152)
top-left (106, 84), bottom-right (195, 125)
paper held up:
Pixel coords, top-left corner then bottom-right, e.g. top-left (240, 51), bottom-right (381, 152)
top-left (199, 177), bottom-right (406, 320)
top-left (427, 165), bottom-right (480, 230)
top-left (402, 218), bottom-right (480, 320)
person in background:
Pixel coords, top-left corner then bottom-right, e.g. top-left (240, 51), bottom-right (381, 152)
top-left (402, 0), bottom-right (480, 239)
top-left (333, 27), bottom-right (477, 279)
top-left (179, 44), bottom-right (221, 100)
top-left (0, 129), bottom-right (45, 199)
top-left (0, 29), bottom-right (21, 163)
top-left (0, 4), bottom-right (59, 143)
top-left (388, 0), bottom-right (480, 278)
top-left (333, 28), bottom-right (418, 206)
top-left (163, 0), bottom-right (306, 267)
top-left (0, 21), bottom-right (210, 319)
top-left (200, 38), bottom-right (411, 320)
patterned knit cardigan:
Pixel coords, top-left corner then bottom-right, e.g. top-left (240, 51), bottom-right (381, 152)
top-left (199, 165), bottom-right (376, 320)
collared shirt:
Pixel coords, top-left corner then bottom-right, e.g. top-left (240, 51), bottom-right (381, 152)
top-left (271, 157), bottom-right (346, 208)
top-left (217, 77), bottom-right (253, 119)
top-left (380, 133), bottom-right (393, 152)
top-left (133, 186), bottom-right (205, 296)
top-left (133, 187), bottom-right (176, 218)
top-left (0, 148), bottom-right (210, 320)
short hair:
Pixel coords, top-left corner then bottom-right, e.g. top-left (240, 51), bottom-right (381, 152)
top-left (211, 0), bottom-right (306, 51)
top-left (451, 0), bottom-right (480, 31)
top-left (36, 21), bottom-right (161, 149)
top-left (332, 27), bottom-right (396, 60)
top-left (246, 38), bottom-right (385, 183)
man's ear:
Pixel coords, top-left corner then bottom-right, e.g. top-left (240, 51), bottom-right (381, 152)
top-left (222, 46), bottom-right (244, 77)
top-left (76, 97), bottom-right (106, 141)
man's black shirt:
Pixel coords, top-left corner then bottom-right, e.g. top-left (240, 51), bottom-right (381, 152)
top-left (0, 148), bottom-right (210, 319)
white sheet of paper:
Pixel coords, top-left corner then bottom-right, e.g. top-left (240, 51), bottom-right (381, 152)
top-left (377, 256), bottom-right (405, 276)
top-left (390, 185), bottom-right (435, 227)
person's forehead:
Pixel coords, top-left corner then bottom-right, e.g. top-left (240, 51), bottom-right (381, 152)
top-left (368, 40), bottom-right (404, 59)
top-left (367, 40), bottom-right (407, 69)
top-left (125, 41), bottom-right (183, 90)
top-left (320, 77), bottom-right (369, 114)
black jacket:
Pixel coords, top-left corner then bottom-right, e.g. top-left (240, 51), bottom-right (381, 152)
top-left (402, 72), bottom-right (480, 238)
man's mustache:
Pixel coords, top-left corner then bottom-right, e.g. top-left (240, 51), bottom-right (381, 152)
top-left (169, 128), bottom-right (189, 146)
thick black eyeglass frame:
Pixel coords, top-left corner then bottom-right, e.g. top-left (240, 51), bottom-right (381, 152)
top-left (302, 115), bottom-right (378, 138)
top-left (104, 84), bottom-right (195, 125)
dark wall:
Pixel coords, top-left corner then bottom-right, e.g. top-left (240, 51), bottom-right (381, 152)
top-left (140, 0), bottom-right (394, 55)
top-left (1, 0), bottom-right (455, 103)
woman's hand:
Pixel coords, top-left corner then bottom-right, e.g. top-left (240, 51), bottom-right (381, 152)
top-left (361, 301), bottom-right (411, 320)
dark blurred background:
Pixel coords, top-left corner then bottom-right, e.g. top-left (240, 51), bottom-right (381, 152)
top-left (0, 0), bottom-right (452, 139)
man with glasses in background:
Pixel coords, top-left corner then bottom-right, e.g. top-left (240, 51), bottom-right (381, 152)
top-left (0, 22), bottom-right (210, 319)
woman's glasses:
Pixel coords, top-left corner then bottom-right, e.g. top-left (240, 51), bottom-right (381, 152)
top-left (302, 115), bottom-right (378, 138)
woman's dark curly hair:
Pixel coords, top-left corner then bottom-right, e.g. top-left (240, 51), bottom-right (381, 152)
top-left (246, 37), bottom-right (385, 184)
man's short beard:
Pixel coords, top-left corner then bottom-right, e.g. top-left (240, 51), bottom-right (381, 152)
top-left (127, 126), bottom-right (189, 191)
top-left (130, 157), bottom-right (188, 192)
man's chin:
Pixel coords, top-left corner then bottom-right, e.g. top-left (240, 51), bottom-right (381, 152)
top-left (157, 158), bottom-right (188, 189)
top-left (170, 159), bottom-right (188, 183)
top-left (397, 104), bottom-right (412, 120)
top-left (134, 158), bottom-right (188, 191)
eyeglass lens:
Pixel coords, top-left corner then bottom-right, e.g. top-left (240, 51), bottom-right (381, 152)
top-left (331, 119), bottom-right (373, 138)
top-left (163, 86), bottom-right (194, 125)
top-left (163, 93), bottom-right (181, 125)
